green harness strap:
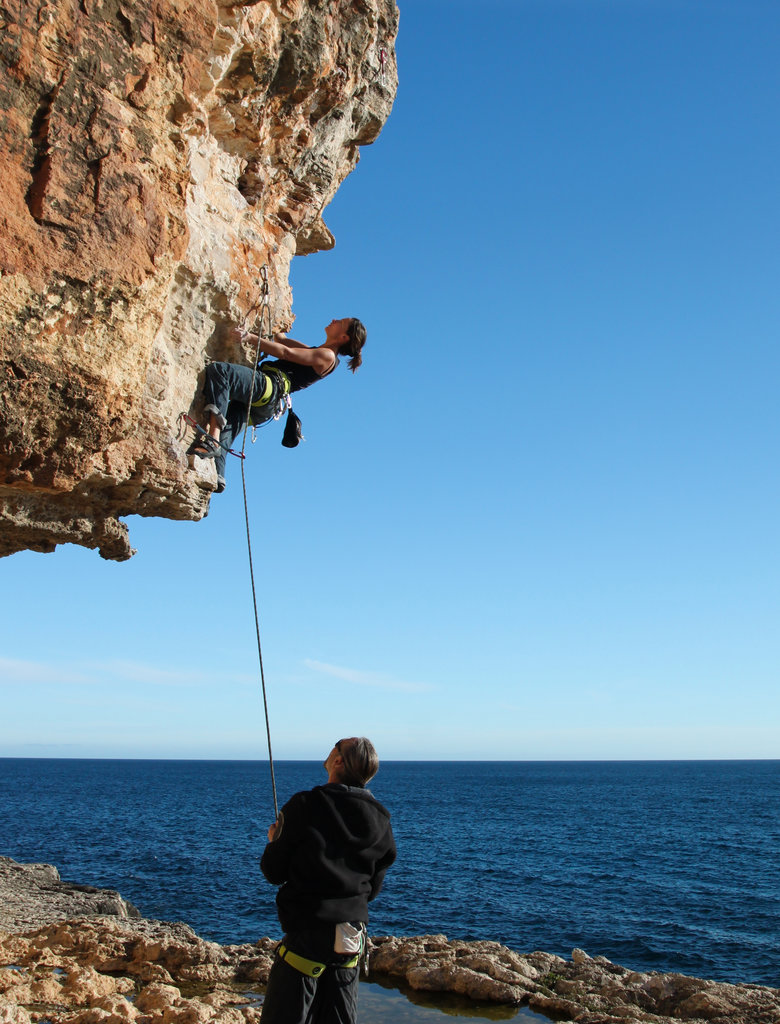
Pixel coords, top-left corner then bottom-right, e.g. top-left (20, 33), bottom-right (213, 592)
top-left (251, 368), bottom-right (291, 408)
top-left (277, 943), bottom-right (360, 977)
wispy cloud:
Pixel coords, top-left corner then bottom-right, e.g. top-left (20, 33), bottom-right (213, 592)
top-left (92, 660), bottom-right (205, 687)
top-left (0, 658), bottom-right (94, 685)
top-left (303, 659), bottom-right (433, 693)
top-left (0, 657), bottom-right (252, 689)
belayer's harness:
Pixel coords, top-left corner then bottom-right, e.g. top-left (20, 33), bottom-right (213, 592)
top-left (276, 941), bottom-right (361, 978)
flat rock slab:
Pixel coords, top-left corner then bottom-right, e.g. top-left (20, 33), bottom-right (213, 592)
top-left (0, 856), bottom-right (140, 932)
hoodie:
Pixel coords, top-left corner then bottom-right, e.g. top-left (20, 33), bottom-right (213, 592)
top-left (260, 783), bottom-right (396, 932)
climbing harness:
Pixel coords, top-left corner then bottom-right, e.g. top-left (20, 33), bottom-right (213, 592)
top-left (249, 365), bottom-right (292, 427)
top-left (240, 264), bottom-right (280, 820)
top-left (276, 944), bottom-right (361, 977)
top-left (249, 372), bottom-right (275, 409)
top-left (277, 945), bottom-right (327, 978)
top-left (276, 925), bottom-right (364, 978)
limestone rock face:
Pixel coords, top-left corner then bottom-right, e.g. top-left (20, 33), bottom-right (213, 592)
top-left (0, 0), bottom-right (398, 560)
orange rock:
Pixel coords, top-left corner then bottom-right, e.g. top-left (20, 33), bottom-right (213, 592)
top-left (0, 0), bottom-right (399, 559)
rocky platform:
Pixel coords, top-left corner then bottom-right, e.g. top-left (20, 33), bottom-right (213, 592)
top-left (1, 858), bottom-right (778, 1023)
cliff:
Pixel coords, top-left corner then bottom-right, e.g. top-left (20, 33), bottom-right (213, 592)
top-left (0, 0), bottom-right (398, 560)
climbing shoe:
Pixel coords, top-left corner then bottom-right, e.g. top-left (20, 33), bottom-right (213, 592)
top-left (216, 475), bottom-right (226, 494)
top-left (187, 434), bottom-right (220, 460)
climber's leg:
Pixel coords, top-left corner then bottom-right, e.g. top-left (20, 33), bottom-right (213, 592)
top-left (213, 400), bottom-right (249, 493)
top-left (203, 362), bottom-right (257, 435)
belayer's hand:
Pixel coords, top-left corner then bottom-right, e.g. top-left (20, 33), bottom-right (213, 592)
top-left (267, 813), bottom-right (284, 842)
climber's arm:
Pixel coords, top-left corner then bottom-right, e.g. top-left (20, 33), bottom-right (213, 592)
top-left (239, 330), bottom-right (335, 375)
top-left (272, 333), bottom-right (308, 350)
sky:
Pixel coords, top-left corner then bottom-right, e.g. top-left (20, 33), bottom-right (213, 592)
top-left (2, 0), bottom-right (778, 762)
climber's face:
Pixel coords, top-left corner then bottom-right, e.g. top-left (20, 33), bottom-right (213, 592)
top-left (325, 317), bottom-right (351, 342)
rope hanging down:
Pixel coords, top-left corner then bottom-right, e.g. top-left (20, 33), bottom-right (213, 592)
top-left (240, 265), bottom-right (279, 820)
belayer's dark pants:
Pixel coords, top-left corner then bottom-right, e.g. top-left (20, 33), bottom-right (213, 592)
top-left (261, 927), bottom-right (360, 1024)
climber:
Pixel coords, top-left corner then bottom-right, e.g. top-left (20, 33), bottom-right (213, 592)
top-left (188, 317), bottom-right (366, 492)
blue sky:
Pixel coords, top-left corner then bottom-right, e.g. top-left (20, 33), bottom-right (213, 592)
top-left (2, 0), bottom-right (778, 761)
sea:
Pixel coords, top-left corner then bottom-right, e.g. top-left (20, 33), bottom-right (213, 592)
top-left (1, 759), bottom-right (778, 1020)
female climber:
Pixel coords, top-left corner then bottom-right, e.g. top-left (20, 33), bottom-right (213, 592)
top-left (188, 316), bottom-right (366, 492)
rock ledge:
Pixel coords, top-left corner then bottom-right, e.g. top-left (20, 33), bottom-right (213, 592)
top-left (1, 858), bottom-right (778, 1024)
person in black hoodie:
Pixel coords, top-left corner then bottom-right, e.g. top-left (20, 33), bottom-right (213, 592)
top-left (260, 736), bottom-right (396, 1024)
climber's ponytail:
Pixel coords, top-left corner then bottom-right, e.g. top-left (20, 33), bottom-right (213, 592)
top-left (341, 318), bottom-right (366, 373)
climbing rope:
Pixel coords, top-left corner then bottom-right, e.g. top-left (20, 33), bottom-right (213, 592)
top-left (180, 267), bottom-right (280, 819)
top-left (239, 265), bottom-right (280, 821)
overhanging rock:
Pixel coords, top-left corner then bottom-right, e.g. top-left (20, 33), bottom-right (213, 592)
top-left (0, 0), bottom-right (398, 560)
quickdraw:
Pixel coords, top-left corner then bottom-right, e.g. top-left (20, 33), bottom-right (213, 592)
top-left (243, 264), bottom-right (270, 339)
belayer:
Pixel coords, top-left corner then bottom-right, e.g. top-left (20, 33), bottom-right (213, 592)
top-left (188, 317), bottom-right (366, 491)
top-left (260, 737), bottom-right (396, 1024)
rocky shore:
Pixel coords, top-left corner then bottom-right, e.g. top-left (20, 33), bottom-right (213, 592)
top-left (1, 857), bottom-right (777, 1024)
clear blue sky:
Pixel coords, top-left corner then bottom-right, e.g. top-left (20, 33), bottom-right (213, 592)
top-left (2, 0), bottom-right (778, 761)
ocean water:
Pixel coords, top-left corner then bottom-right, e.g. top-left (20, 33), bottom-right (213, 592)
top-left (1, 758), bottom-right (778, 997)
